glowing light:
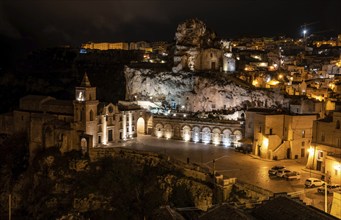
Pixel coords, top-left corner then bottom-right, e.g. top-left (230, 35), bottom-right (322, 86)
top-left (173, 113), bottom-right (176, 117)
top-left (252, 80), bottom-right (258, 86)
top-left (278, 74), bottom-right (283, 79)
top-left (165, 132), bottom-right (172, 139)
top-left (77, 91), bottom-right (85, 101)
top-left (212, 137), bottom-right (220, 145)
top-left (183, 114), bottom-right (186, 117)
top-left (334, 164), bottom-right (341, 171)
top-left (183, 133), bottom-right (190, 142)
top-left (193, 133), bottom-right (200, 143)
top-left (308, 147), bottom-right (314, 155)
top-left (267, 80), bottom-right (280, 86)
top-left (329, 83), bottom-right (335, 90)
top-left (262, 137), bottom-right (269, 149)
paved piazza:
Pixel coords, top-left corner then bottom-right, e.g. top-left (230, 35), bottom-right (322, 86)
top-left (112, 135), bottom-right (332, 211)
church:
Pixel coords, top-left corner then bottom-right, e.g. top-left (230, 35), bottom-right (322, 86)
top-left (0, 73), bottom-right (150, 158)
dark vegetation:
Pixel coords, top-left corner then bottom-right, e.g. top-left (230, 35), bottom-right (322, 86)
top-left (0, 143), bottom-right (205, 219)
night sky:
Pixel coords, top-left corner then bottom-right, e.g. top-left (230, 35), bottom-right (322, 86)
top-left (1, 0), bottom-right (340, 66)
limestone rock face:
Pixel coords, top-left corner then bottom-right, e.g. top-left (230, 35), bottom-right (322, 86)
top-left (125, 66), bottom-right (193, 104)
top-left (125, 67), bottom-right (286, 113)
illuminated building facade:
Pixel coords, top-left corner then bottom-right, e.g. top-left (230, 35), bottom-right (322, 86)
top-left (0, 73), bottom-right (150, 158)
top-left (81, 42), bottom-right (129, 50)
top-left (307, 111), bottom-right (341, 183)
top-left (252, 112), bottom-right (317, 160)
top-left (152, 115), bottom-right (243, 146)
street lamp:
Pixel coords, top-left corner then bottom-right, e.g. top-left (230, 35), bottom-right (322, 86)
top-left (303, 29), bottom-right (307, 39)
top-left (308, 146), bottom-right (316, 177)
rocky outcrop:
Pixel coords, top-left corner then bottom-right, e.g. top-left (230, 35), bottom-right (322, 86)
top-left (125, 66), bottom-right (286, 113)
top-left (173, 18), bottom-right (220, 72)
top-left (125, 66), bottom-right (193, 103)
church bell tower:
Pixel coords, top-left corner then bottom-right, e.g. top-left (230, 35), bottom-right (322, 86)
top-left (73, 73), bottom-right (99, 148)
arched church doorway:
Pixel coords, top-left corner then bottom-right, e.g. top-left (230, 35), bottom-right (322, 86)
top-left (137, 117), bottom-right (145, 134)
top-left (81, 138), bottom-right (87, 154)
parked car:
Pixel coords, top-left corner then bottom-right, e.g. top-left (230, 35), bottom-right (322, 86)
top-left (317, 184), bottom-right (341, 194)
top-left (284, 171), bottom-right (301, 180)
top-left (305, 178), bottom-right (325, 188)
top-left (268, 166), bottom-right (285, 176)
top-left (276, 169), bottom-right (291, 178)
top-left (234, 145), bottom-right (252, 154)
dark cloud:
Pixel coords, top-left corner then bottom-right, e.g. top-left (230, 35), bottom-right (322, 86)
top-left (0, 0), bottom-right (340, 51)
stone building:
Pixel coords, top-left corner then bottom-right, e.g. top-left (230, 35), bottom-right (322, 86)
top-left (152, 115), bottom-right (243, 146)
top-left (307, 111), bottom-right (341, 183)
top-left (0, 73), bottom-right (150, 158)
top-left (251, 112), bottom-right (317, 160)
top-left (81, 42), bottom-right (129, 50)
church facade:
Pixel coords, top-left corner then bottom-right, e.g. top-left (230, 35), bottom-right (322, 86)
top-left (0, 73), bottom-right (150, 157)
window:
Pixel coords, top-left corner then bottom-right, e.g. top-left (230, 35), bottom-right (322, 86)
top-left (302, 141), bottom-right (305, 146)
top-left (98, 136), bottom-right (101, 144)
top-left (90, 110), bottom-right (94, 121)
top-left (301, 148), bottom-right (305, 157)
top-left (210, 53), bottom-right (213, 58)
top-left (338, 138), bottom-right (341, 148)
top-left (336, 120), bottom-right (340, 129)
top-left (212, 104), bottom-right (216, 109)
top-left (108, 130), bottom-right (113, 141)
top-left (302, 130), bottom-right (305, 138)
top-left (321, 132), bottom-right (325, 142)
top-left (335, 169), bottom-right (338, 176)
top-left (317, 151), bottom-right (323, 159)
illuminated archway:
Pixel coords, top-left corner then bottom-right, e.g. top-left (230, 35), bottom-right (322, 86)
top-left (182, 125), bottom-right (191, 141)
top-left (212, 128), bottom-right (221, 145)
top-left (164, 124), bottom-right (173, 139)
top-left (202, 127), bottom-right (211, 144)
top-left (222, 129), bottom-right (232, 146)
top-left (154, 123), bottom-right (163, 138)
top-left (233, 130), bottom-right (242, 145)
top-left (192, 126), bottom-right (200, 142)
top-left (137, 117), bottom-right (145, 134)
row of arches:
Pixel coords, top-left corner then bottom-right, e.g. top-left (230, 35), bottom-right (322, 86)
top-left (154, 123), bottom-right (242, 146)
